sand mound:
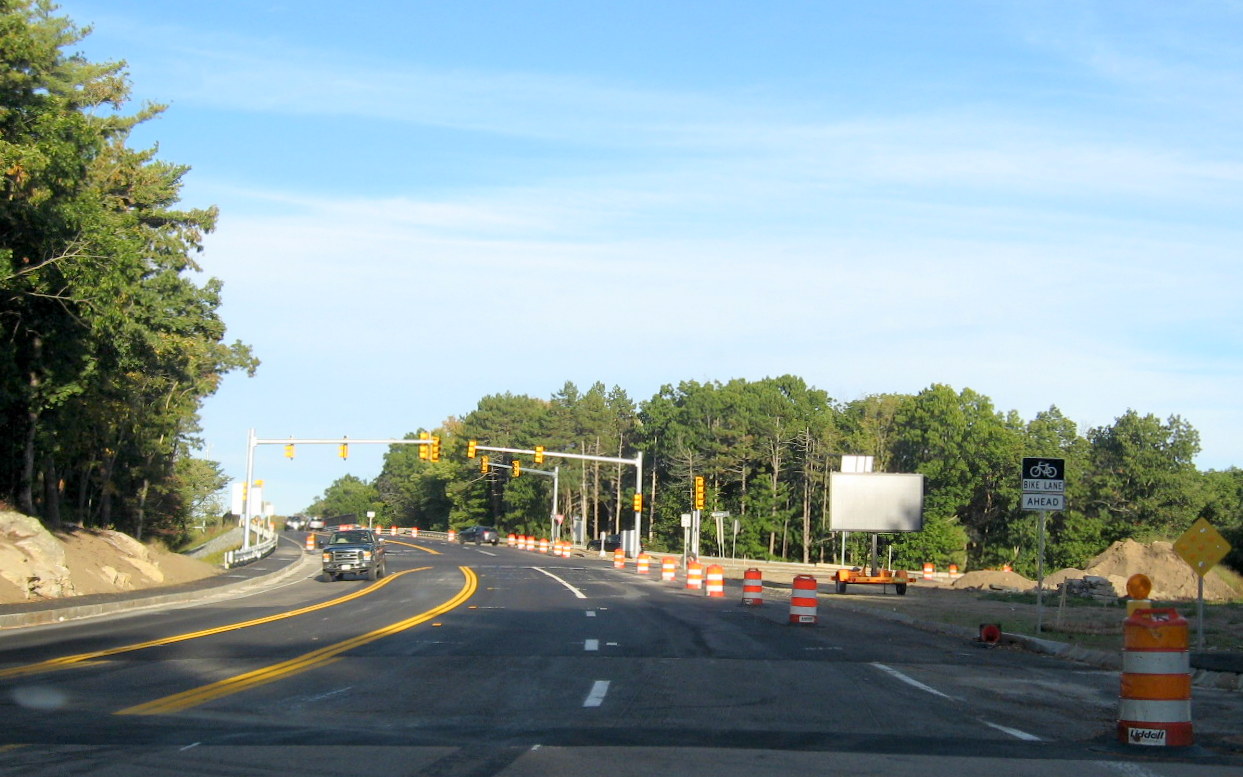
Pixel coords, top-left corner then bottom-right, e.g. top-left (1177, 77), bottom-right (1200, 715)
top-left (951, 569), bottom-right (1036, 592)
top-left (1076, 539), bottom-right (1234, 601)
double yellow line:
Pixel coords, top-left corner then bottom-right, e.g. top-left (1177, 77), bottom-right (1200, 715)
top-left (117, 566), bottom-right (477, 716)
top-left (0, 568), bottom-right (427, 680)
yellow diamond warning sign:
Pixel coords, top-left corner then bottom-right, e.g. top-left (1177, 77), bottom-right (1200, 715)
top-left (1173, 518), bottom-right (1231, 578)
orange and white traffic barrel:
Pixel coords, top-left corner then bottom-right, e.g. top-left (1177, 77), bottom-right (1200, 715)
top-left (789, 575), bottom-right (818, 624)
top-left (705, 564), bottom-right (725, 597)
top-left (1118, 608), bottom-right (1193, 748)
top-left (661, 557), bottom-right (677, 582)
top-left (636, 553), bottom-right (650, 575)
top-left (685, 561), bottom-right (704, 590)
top-left (447, 529), bottom-right (456, 542)
top-left (613, 547), bottom-right (626, 569)
top-left (304, 533), bottom-right (316, 552)
top-left (922, 562), bottom-right (935, 580)
top-left (412, 527), bottom-right (419, 538)
top-left (507, 533), bottom-right (516, 547)
top-left (525, 535), bottom-right (535, 551)
top-left (948, 563), bottom-right (960, 579)
top-left (539, 537), bottom-right (549, 554)
top-left (742, 568), bottom-right (763, 605)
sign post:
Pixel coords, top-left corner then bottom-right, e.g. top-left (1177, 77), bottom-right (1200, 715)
top-left (1021, 457), bottom-right (1066, 633)
top-left (1174, 518), bottom-right (1232, 650)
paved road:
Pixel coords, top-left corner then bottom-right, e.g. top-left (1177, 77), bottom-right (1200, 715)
top-left (0, 537), bottom-right (1239, 776)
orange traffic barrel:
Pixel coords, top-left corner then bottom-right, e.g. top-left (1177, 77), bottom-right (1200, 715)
top-left (789, 575), bottom-right (818, 624)
top-left (539, 537), bottom-right (549, 554)
top-left (525, 535), bottom-right (535, 551)
top-left (636, 553), bottom-right (651, 574)
top-left (304, 533), bottom-right (316, 552)
top-left (507, 533), bottom-right (516, 547)
top-left (685, 560), bottom-right (704, 590)
top-left (447, 529), bottom-right (456, 542)
top-left (412, 527), bottom-right (419, 538)
top-left (742, 568), bottom-right (763, 605)
top-left (949, 563), bottom-right (960, 578)
top-left (661, 556), bottom-right (677, 582)
top-left (613, 547), bottom-right (626, 569)
top-left (705, 564), bottom-right (725, 597)
top-left (1118, 608), bottom-right (1193, 748)
top-left (922, 562), bottom-right (935, 580)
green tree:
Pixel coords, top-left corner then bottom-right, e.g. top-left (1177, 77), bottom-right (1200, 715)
top-left (0, 1), bottom-right (255, 535)
top-left (1083, 411), bottom-right (1201, 542)
top-left (307, 475), bottom-right (380, 525)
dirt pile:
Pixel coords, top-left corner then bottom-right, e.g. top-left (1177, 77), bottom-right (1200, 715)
top-left (949, 540), bottom-right (1235, 601)
top-left (1077, 539), bottom-right (1234, 601)
top-left (0, 511), bottom-right (219, 605)
top-left (951, 569), bottom-right (1036, 592)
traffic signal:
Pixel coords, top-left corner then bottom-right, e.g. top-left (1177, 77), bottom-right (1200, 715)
top-left (430, 435), bottom-right (441, 462)
top-left (284, 443), bottom-right (295, 459)
top-left (467, 440), bottom-right (477, 459)
top-left (633, 493), bottom-right (643, 512)
top-left (418, 431), bottom-right (430, 460)
top-left (339, 442), bottom-right (348, 459)
top-left (693, 476), bottom-right (705, 510)
top-left (480, 455), bottom-right (489, 472)
top-left (534, 445), bottom-right (544, 465)
top-left (512, 460), bottom-right (521, 478)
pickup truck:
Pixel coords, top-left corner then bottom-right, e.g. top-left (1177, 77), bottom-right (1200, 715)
top-left (321, 528), bottom-right (387, 581)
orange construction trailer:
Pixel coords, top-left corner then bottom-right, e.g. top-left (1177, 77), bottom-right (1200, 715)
top-left (834, 567), bottom-right (914, 595)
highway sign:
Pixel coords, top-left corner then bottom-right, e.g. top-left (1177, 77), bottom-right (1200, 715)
top-left (1022, 457), bottom-right (1065, 481)
top-left (1021, 492), bottom-right (1065, 511)
top-left (1174, 518), bottom-right (1231, 578)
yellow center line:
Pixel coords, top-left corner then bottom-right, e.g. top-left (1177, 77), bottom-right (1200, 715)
top-left (0, 567), bottom-right (431, 680)
top-left (117, 566), bottom-right (477, 716)
top-left (385, 539), bottom-right (440, 554)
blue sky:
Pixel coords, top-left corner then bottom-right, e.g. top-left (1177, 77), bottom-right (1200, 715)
top-left (58, 1), bottom-right (1243, 514)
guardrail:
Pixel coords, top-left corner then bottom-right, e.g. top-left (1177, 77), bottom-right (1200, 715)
top-left (223, 522), bottom-right (278, 568)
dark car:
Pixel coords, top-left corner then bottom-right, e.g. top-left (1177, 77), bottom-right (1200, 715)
top-left (321, 529), bottom-right (387, 581)
top-left (587, 534), bottom-right (622, 552)
top-left (458, 525), bottom-right (500, 545)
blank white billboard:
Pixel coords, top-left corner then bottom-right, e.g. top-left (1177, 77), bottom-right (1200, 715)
top-left (829, 472), bottom-right (925, 532)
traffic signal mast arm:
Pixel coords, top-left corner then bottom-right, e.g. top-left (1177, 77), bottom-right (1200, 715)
top-left (473, 444), bottom-right (639, 468)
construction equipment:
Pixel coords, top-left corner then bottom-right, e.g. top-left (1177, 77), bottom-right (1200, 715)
top-left (834, 567), bottom-right (913, 595)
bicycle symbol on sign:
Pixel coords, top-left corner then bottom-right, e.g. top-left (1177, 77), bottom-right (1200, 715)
top-left (1028, 461), bottom-right (1059, 478)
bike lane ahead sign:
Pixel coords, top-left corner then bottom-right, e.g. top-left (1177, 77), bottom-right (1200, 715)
top-left (1022, 457), bottom-right (1065, 511)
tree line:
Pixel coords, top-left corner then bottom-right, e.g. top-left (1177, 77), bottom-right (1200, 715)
top-left (308, 378), bottom-right (1243, 576)
top-left (0, 2), bottom-right (255, 541)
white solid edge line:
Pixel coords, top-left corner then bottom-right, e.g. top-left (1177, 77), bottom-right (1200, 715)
top-left (584, 680), bottom-right (610, 708)
top-left (530, 566), bottom-right (588, 599)
top-left (982, 721), bottom-right (1043, 742)
top-left (869, 663), bottom-right (953, 700)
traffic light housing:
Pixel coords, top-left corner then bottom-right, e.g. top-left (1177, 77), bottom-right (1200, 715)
top-left (430, 435), bottom-right (441, 462)
top-left (633, 493), bottom-right (643, 512)
top-left (480, 455), bottom-right (489, 472)
top-left (534, 445), bottom-right (544, 464)
top-left (338, 443), bottom-right (348, 459)
top-left (693, 476), bottom-right (705, 510)
top-left (467, 440), bottom-right (477, 459)
top-left (512, 460), bottom-right (521, 478)
top-left (418, 431), bottom-right (430, 460)
top-left (284, 443), bottom-right (295, 459)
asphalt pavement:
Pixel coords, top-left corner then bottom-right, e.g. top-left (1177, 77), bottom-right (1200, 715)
top-left (3, 536), bottom-right (1240, 692)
